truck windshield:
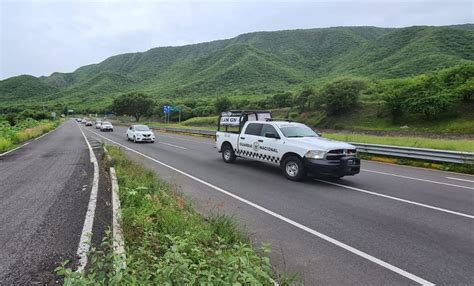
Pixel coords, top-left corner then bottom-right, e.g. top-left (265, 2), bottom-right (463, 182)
top-left (279, 125), bottom-right (319, 138)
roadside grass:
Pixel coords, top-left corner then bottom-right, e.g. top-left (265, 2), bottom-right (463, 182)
top-left (323, 133), bottom-right (474, 152)
top-left (303, 102), bottom-right (474, 135)
top-left (57, 146), bottom-right (293, 285)
top-left (0, 119), bottom-right (58, 153)
top-left (181, 116), bottom-right (218, 127)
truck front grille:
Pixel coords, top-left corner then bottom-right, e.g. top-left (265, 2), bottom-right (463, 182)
top-left (326, 149), bottom-right (356, 160)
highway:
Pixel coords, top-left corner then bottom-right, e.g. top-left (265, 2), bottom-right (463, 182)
top-left (0, 120), bottom-right (110, 284)
top-left (80, 122), bottom-right (474, 285)
top-left (0, 120), bottom-right (472, 284)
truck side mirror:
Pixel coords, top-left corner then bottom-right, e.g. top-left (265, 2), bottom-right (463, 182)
top-left (265, 132), bottom-right (279, 139)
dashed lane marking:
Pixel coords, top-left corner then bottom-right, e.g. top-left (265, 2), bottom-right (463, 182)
top-left (362, 169), bottom-right (474, 190)
top-left (316, 179), bottom-right (473, 219)
top-left (446, 177), bottom-right (474, 184)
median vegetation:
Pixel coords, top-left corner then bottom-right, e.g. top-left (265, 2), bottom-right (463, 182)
top-left (58, 146), bottom-right (292, 284)
top-left (0, 111), bottom-right (58, 153)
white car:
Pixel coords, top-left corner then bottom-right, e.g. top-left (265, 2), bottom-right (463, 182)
top-left (216, 111), bottom-right (360, 181)
top-left (126, 125), bottom-right (155, 143)
top-left (100, 121), bottom-right (114, 132)
top-left (95, 121), bottom-right (102, 129)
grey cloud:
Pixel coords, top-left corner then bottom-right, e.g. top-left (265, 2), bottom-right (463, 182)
top-left (0, 0), bottom-right (472, 79)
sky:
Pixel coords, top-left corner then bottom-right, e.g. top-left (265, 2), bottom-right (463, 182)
top-left (0, 0), bottom-right (472, 80)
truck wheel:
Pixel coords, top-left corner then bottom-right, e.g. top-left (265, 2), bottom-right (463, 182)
top-left (222, 144), bottom-right (236, 163)
top-left (282, 155), bottom-right (305, 181)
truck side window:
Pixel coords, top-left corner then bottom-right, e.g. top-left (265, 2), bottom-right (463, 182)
top-left (260, 124), bottom-right (279, 138)
top-left (245, 123), bottom-right (262, 136)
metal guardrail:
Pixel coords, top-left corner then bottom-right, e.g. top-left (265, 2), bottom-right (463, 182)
top-left (151, 126), bottom-right (474, 164)
top-left (151, 126), bottom-right (216, 136)
top-left (351, 143), bottom-right (474, 164)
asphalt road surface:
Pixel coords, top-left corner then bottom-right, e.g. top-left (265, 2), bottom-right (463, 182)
top-left (81, 123), bottom-right (474, 285)
top-left (0, 120), bottom-right (108, 284)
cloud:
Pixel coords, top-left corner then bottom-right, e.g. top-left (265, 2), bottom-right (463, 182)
top-left (1, 0), bottom-right (472, 79)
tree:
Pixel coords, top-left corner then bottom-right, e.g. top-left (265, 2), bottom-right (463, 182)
top-left (111, 92), bottom-right (154, 122)
top-left (455, 78), bottom-right (474, 102)
top-left (322, 78), bottom-right (367, 115)
top-left (296, 87), bottom-right (314, 112)
top-left (214, 97), bottom-right (232, 113)
top-left (440, 63), bottom-right (474, 102)
top-left (405, 93), bottom-right (454, 119)
top-left (272, 92), bottom-right (293, 108)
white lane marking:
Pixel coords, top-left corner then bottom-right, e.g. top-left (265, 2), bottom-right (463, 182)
top-left (157, 133), bottom-right (215, 146)
top-left (362, 169), bottom-right (474, 190)
top-left (159, 141), bottom-right (188, 150)
top-left (0, 126), bottom-right (57, 156)
top-left (446, 177), bottom-right (474, 184)
top-left (76, 124), bottom-right (100, 272)
top-left (316, 179), bottom-right (473, 219)
top-left (84, 128), bottom-right (434, 285)
top-left (0, 142), bottom-right (30, 157)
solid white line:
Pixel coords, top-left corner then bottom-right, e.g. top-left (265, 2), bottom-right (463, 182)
top-left (159, 141), bottom-right (188, 149)
top-left (157, 133), bottom-right (215, 145)
top-left (315, 179), bottom-right (473, 219)
top-left (362, 169), bottom-right (474, 190)
top-left (83, 127), bottom-right (434, 285)
top-left (0, 126), bottom-right (57, 157)
top-left (76, 124), bottom-right (100, 272)
top-left (0, 142), bottom-right (29, 157)
top-left (446, 177), bottom-right (474, 184)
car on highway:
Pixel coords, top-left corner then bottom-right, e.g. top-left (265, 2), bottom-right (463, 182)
top-left (75, 118), bottom-right (82, 122)
top-left (126, 125), bottom-right (155, 143)
top-left (81, 118), bottom-right (87, 124)
top-left (85, 120), bottom-right (93, 126)
top-left (216, 110), bottom-right (360, 181)
top-left (95, 120), bottom-right (102, 129)
top-left (100, 121), bottom-right (114, 132)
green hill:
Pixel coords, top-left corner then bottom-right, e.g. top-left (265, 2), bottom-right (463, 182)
top-left (1, 24), bottom-right (473, 111)
top-left (0, 75), bottom-right (59, 101)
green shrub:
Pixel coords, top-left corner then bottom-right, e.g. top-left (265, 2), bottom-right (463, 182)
top-left (58, 147), bottom-right (292, 285)
top-left (0, 118), bottom-right (58, 152)
top-left (321, 78), bottom-right (367, 115)
top-left (181, 116), bottom-right (218, 127)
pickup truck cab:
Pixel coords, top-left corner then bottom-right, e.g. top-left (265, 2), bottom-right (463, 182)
top-left (216, 111), bottom-right (360, 181)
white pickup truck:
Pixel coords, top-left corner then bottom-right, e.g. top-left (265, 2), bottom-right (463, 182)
top-left (216, 111), bottom-right (360, 181)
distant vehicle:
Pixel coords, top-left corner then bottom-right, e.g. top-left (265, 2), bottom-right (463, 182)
top-left (81, 119), bottom-right (87, 124)
top-left (126, 125), bottom-right (155, 143)
top-left (85, 121), bottom-right (93, 126)
top-left (215, 110), bottom-right (360, 181)
top-left (75, 118), bottom-right (81, 122)
top-left (100, 121), bottom-right (114, 132)
top-left (95, 120), bottom-right (102, 129)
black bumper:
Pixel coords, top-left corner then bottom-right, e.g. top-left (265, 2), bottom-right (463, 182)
top-left (304, 156), bottom-right (360, 177)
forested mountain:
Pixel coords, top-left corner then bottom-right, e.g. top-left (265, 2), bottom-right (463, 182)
top-left (1, 24), bottom-right (473, 110)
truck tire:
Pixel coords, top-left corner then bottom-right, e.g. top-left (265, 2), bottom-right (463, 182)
top-left (281, 155), bottom-right (306, 181)
top-left (222, 144), bottom-right (236, 163)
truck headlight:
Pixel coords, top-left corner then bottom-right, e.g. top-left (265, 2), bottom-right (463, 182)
top-left (305, 150), bottom-right (326, 159)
